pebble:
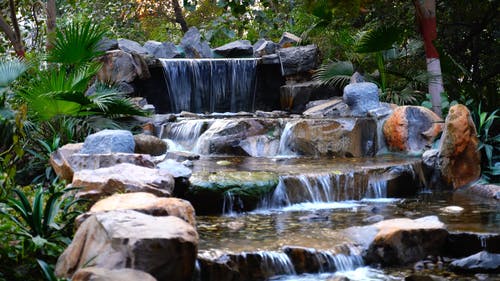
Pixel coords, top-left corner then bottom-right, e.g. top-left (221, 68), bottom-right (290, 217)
top-left (440, 206), bottom-right (464, 213)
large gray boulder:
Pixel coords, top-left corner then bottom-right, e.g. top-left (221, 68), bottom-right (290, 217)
top-left (253, 39), bottom-right (278, 57)
top-left (449, 251), bottom-right (500, 273)
top-left (157, 159), bottom-right (192, 178)
top-left (343, 82), bottom-right (380, 116)
top-left (80, 130), bottom-right (135, 154)
top-left (213, 40), bottom-right (253, 58)
top-left (278, 45), bottom-right (319, 76)
top-left (72, 163), bottom-right (174, 200)
top-left (180, 27), bottom-right (212, 58)
top-left (278, 32), bottom-right (302, 47)
top-left (55, 210), bottom-right (198, 281)
top-left (97, 50), bottom-right (151, 83)
top-left (133, 134), bottom-right (167, 156)
top-left (143, 40), bottom-right (182, 59)
top-left (118, 38), bottom-right (149, 55)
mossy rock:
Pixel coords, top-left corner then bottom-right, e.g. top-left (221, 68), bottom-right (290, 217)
top-left (186, 171), bottom-right (279, 214)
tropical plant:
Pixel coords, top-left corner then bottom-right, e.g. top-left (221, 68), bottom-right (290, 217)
top-left (313, 60), bottom-right (354, 90)
top-left (471, 105), bottom-right (500, 183)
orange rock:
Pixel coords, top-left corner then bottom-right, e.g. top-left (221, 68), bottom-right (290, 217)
top-left (439, 104), bottom-right (481, 188)
top-left (383, 106), bottom-right (442, 152)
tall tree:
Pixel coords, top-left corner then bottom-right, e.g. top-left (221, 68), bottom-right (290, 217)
top-left (46, 0), bottom-right (57, 50)
top-left (0, 0), bottom-right (25, 57)
top-left (414, 0), bottom-right (444, 117)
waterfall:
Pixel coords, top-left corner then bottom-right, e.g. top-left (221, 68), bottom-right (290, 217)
top-left (160, 119), bottom-right (211, 151)
top-left (222, 191), bottom-right (243, 216)
top-left (278, 121), bottom-right (296, 156)
top-left (252, 251), bottom-right (296, 276)
top-left (160, 58), bottom-right (258, 113)
top-left (365, 176), bottom-right (388, 199)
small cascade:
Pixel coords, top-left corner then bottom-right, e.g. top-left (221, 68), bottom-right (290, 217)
top-left (277, 121), bottom-right (296, 156)
top-left (222, 191), bottom-right (243, 216)
top-left (365, 176), bottom-right (388, 199)
top-left (161, 119), bottom-right (210, 151)
top-left (261, 172), bottom-right (362, 209)
top-left (161, 58), bottom-right (258, 113)
top-left (254, 251), bottom-right (297, 276)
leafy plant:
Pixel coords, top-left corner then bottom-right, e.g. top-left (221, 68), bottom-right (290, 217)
top-left (471, 104), bottom-right (500, 182)
top-left (313, 60), bottom-right (354, 89)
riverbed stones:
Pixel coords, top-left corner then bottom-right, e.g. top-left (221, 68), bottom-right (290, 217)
top-left (97, 50), bottom-right (150, 83)
top-left (55, 210), bottom-right (198, 281)
top-left (72, 267), bottom-right (157, 281)
top-left (278, 45), bottom-right (319, 76)
top-left (77, 192), bottom-right (196, 227)
top-left (438, 104), bottom-right (481, 189)
top-left (213, 40), bottom-right (253, 57)
top-left (80, 129), bottom-right (135, 154)
top-left (342, 82), bottom-right (380, 116)
top-left (303, 98), bottom-right (349, 118)
top-left (133, 134), bottom-right (167, 156)
top-left (383, 106), bottom-right (443, 153)
top-left (72, 163), bottom-right (174, 200)
top-left (157, 158), bottom-right (192, 178)
top-left (464, 183), bottom-right (500, 200)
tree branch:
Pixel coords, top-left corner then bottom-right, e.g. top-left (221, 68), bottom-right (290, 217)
top-left (0, 13), bottom-right (25, 57)
top-left (8, 0), bottom-right (21, 40)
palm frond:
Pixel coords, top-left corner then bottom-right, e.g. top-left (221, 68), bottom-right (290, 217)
top-left (355, 26), bottom-right (403, 53)
top-left (313, 60), bottom-right (354, 89)
top-left (0, 57), bottom-right (28, 89)
top-left (48, 20), bottom-right (106, 66)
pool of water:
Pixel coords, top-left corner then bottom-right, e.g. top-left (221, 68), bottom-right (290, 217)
top-left (197, 191), bottom-right (499, 253)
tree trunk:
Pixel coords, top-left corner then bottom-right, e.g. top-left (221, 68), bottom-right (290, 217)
top-left (414, 0), bottom-right (444, 117)
top-left (0, 14), bottom-right (25, 57)
top-left (172, 0), bottom-right (189, 33)
top-left (46, 0), bottom-right (57, 50)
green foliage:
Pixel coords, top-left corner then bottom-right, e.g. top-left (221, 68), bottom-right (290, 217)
top-left (48, 21), bottom-right (106, 68)
top-left (471, 105), bottom-right (500, 183)
top-left (313, 60), bottom-right (354, 89)
top-left (421, 92), bottom-right (458, 117)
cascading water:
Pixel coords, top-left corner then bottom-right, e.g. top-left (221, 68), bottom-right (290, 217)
top-left (222, 191), bottom-right (244, 216)
top-left (277, 121), bottom-right (296, 156)
top-left (254, 251), bottom-right (297, 276)
top-left (160, 119), bottom-right (211, 151)
top-left (161, 58), bottom-right (258, 113)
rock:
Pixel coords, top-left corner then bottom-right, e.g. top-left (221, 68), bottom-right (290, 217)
top-left (254, 110), bottom-right (288, 118)
top-left (50, 143), bottom-right (83, 182)
top-left (143, 40), bottom-right (182, 58)
top-left (464, 183), bottom-right (500, 200)
top-left (116, 81), bottom-right (135, 95)
top-left (97, 38), bottom-right (118, 52)
top-left (213, 40), bottom-right (253, 58)
top-left (449, 251), bottom-right (500, 273)
top-left (445, 232), bottom-right (500, 258)
top-left (72, 163), bottom-right (174, 201)
top-left (261, 54), bottom-right (280, 64)
top-left (157, 159), bottom-right (192, 178)
top-left (383, 106), bottom-right (443, 153)
top-left (80, 130), bottom-right (135, 154)
top-left (404, 275), bottom-right (447, 281)
top-left (343, 82), bottom-right (380, 116)
top-left (279, 118), bottom-right (377, 157)
top-left (188, 171), bottom-right (279, 214)
top-left (440, 206), bottom-right (464, 213)
top-left (51, 151), bottom-right (155, 182)
top-left (280, 81), bottom-right (334, 113)
top-left (134, 134), bottom-right (167, 156)
top-left (55, 210), bottom-right (198, 281)
top-left (195, 119), bottom-right (279, 156)
top-left (439, 104), bottom-right (481, 188)
top-left (279, 32), bottom-right (302, 47)
top-left (347, 216), bottom-right (448, 266)
top-left (165, 151), bottom-right (201, 161)
top-left (180, 27), bottom-right (212, 58)
top-left (97, 50), bottom-right (151, 83)
top-left (239, 135), bottom-right (280, 157)
top-left (72, 267), bottom-right (157, 281)
top-left (278, 45), bottom-right (319, 76)
top-left (76, 192), bottom-right (196, 227)
top-left (363, 214), bottom-right (385, 223)
top-left (303, 98), bottom-right (348, 118)
top-left (117, 38), bottom-right (149, 55)
top-left (253, 39), bottom-right (278, 57)
top-left (350, 71), bottom-right (365, 83)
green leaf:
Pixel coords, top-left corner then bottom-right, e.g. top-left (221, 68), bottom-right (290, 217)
top-left (355, 25), bottom-right (403, 53)
top-left (32, 235), bottom-right (48, 248)
top-left (37, 259), bottom-right (58, 281)
top-left (32, 188), bottom-right (45, 235)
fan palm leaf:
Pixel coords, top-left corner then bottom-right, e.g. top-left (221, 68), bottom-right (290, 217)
top-left (313, 60), bottom-right (354, 89)
top-left (355, 26), bottom-right (403, 53)
top-left (0, 57), bottom-right (27, 90)
top-left (48, 20), bottom-right (106, 67)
